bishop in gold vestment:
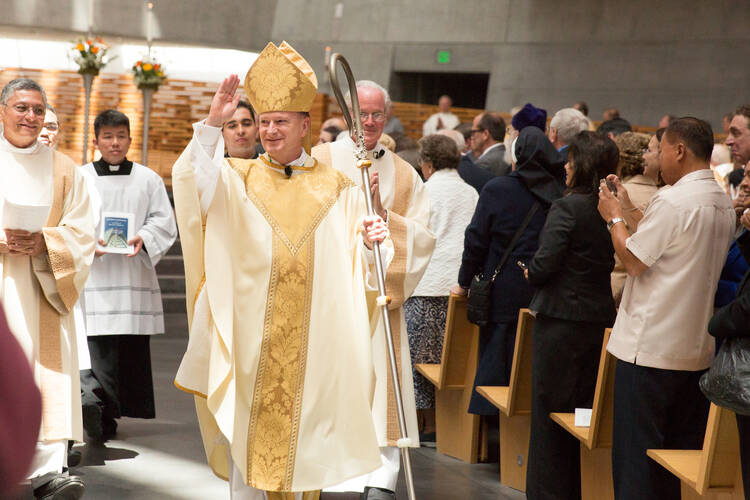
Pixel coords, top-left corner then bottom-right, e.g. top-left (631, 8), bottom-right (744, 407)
top-left (173, 42), bottom-right (389, 499)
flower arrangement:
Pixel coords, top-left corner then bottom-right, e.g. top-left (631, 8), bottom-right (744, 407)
top-left (71, 37), bottom-right (112, 75)
top-left (132, 57), bottom-right (166, 90)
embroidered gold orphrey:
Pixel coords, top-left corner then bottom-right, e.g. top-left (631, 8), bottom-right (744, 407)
top-left (227, 158), bottom-right (353, 491)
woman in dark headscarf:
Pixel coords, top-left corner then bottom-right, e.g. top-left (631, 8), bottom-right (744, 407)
top-left (453, 127), bottom-right (565, 416)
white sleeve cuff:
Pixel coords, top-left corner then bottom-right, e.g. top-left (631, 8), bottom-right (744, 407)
top-left (190, 120), bottom-right (226, 214)
top-left (193, 120), bottom-right (222, 158)
top-left (359, 235), bottom-right (394, 290)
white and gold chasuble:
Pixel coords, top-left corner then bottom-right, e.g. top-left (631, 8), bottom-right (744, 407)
top-left (0, 139), bottom-right (95, 443)
top-left (173, 129), bottom-right (383, 492)
top-left (313, 139), bottom-right (436, 449)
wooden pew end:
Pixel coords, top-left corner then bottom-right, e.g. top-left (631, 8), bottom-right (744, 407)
top-left (476, 385), bottom-right (511, 415)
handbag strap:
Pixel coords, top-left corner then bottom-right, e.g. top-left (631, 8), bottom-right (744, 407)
top-left (491, 201), bottom-right (540, 280)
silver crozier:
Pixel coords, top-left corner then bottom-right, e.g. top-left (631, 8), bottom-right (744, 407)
top-left (328, 53), bottom-right (418, 500)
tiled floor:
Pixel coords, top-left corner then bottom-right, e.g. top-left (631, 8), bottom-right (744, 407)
top-left (18, 314), bottom-right (525, 499)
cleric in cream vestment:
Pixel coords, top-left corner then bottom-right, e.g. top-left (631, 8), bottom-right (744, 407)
top-left (0, 130), bottom-right (95, 482)
top-left (173, 42), bottom-right (388, 498)
top-left (313, 135), bottom-right (436, 492)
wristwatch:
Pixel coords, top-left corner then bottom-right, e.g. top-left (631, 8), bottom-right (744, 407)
top-left (607, 217), bottom-right (624, 231)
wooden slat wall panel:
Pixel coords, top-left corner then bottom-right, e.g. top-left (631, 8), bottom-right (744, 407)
top-left (321, 98), bottom-right (492, 141)
top-left (1, 68), bottom-right (725, 184)
top-left (0, 68), bottom-right (328, 181)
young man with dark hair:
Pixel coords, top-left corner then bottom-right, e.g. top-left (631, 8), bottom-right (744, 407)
top-left (81, 109), bottom-right (177, 440)
top-left (222, 100), bottom-right (261, 159)
top-left (598, 117), bottom-right (735, 500)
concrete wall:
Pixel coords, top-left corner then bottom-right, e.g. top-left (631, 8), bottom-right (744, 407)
top-left (1, 0), bottom-right (276, 50)
top-left (272, 0), bottom-right (750, 129)
top-left (2, 0), bottom-right (748, 128)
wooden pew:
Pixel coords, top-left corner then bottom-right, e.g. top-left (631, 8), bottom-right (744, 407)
top-left (550, 328), bottom-right (615, 500)
top-left (475, 309), bottom-right (535, 492)
top-left (648, 404), bottom-right (744, 499)
top-left (415, 294), bottom-right (481, 463)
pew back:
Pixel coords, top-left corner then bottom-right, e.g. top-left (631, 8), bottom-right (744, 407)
top-left (415, 294), bottom-right (481, 463)
top-left (436, 294), bottom-right (478, 390)
top-left (587, 328), bottom-right (615, 449)
top-left (475, 308), bottom-right (534, 415)
top-left (698, 404), bottom-right (741, 493)
top-left (549, 328), bottom-right (614, 449)
top-left (506, 309), bottom-right (534, 416)
top-left (648, 404), bottom-right (741, 496)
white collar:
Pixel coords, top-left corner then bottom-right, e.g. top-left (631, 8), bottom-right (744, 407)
top-left (266, 149), bottom-right (308, 167)
top-left (672, 168), bottom-right (715, 187)
top-left (0, 127), bottom-right (42, 155)
top-left (343, 136), bottom-right (387, 160)
top-left (478, 142), bottom-right (502, 160)
top-left (263, 149), bottom-right (311, 175)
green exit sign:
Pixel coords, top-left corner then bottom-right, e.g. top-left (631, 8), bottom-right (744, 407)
top-left (437, 50), bottom-right (451, 64)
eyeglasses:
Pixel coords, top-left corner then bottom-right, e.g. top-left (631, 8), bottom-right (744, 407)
top-left (9, 104), bottom-right (46, 116)
top-left (359, 111), bottom-right (386, 123)
top-left (470, 128), bottom-right (485, 135)
top-left (42, 122), bottom-right (59, 131)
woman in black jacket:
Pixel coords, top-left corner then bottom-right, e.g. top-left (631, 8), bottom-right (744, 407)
top-left (524, 131), bottom-right (618, 500)
top-left (454, 127), bottom-right (565, 415)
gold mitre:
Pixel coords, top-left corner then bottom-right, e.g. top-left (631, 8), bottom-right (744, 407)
top-left (244, 41), bottom-right (318, 115)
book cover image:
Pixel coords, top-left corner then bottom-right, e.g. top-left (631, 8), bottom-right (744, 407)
top-left (99, 212), bottom-right (134, 254)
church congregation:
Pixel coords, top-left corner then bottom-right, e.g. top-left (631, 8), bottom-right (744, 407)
top-left (3, 3), bottom-right (750, 500)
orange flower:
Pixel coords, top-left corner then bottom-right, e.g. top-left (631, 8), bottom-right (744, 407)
top-left (136, 61), bottom-right (142, 67)
top-left (154, 64), bottom-right (161, 70)
top-left (76, 43), bottom-right (85, 51)
top-left (91, 46), bottom-right (99, 54)
top-left (142, 63), bottom-right (153, 71)
top-left (86, 39), bottom-right (93, 45)
top-left (96, 36), bottom-right (103, 43)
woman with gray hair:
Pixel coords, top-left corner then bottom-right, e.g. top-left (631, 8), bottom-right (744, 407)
top-left (403, 134), bottom-right (478, 442)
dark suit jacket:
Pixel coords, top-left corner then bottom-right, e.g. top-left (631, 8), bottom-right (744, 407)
top-left (475, 144), bottom-right (511, 177)
top-left (457, 154), bottom-right (494, 193)
top-left (709, 231), bottom-right (750, 338)
top-left (458, 173), bottom-right (548, 323)
top-left (528, 192), bottom-right (616, 323)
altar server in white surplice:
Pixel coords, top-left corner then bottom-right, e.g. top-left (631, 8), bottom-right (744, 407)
top-left (81, 109), bottom-right (176, 439)
top-left (313, 80), bottom-right (436, 496)
top-left (0, 78), bottom-right (95, 500)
